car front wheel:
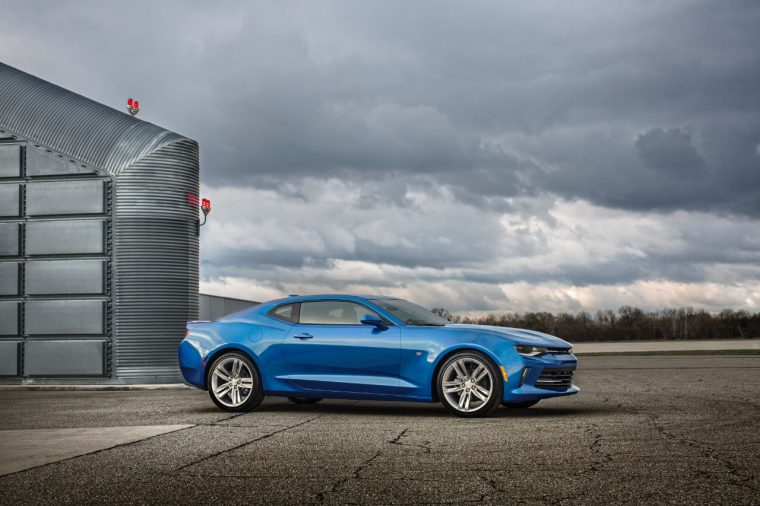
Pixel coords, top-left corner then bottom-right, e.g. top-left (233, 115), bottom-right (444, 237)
top-left (437, 351), bottom-right (503, 417)
top-left (207, 352), bottom-right (264, 412)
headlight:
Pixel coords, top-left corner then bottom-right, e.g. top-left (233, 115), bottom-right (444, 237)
top-left (515, 345), bottom-right (548, 357)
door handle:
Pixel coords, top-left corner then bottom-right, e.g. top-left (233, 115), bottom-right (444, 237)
top-left (292, 333), bottom-right (313, 340)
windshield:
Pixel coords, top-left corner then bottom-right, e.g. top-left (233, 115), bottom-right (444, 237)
top-left (371, 298), bottom-right (449, 326)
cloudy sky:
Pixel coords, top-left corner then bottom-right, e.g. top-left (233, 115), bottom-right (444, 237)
top-left (2, 1), bottom-right (759, 313)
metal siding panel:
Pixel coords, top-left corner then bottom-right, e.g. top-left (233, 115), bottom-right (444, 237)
top-left (0, 223), bottom-right (19, 256)
top-left (197, 295), bottom-right (258, 320)
top-left (25, 340), bottom-right (105, 376)
top-left (0, 145), bottom-right (21, 178)
top-left (0, 341), bottom-right (20, 376)
top-left (26, 220), bottom-right (104, 255)
top-left (26, 146), bottom-right (96, 176)
top-left (113, 140), bottom-right (199, 379)
top-left (0, 184), bottom-right (20, 216)
top-left (0, 62), bottom-right (187, 176)
top-left (0, 262), bottom-right (19, 295)
top-left (26, 300), bottom-right (104, 335)
top-left (226, 298), bottom-right (257, 315)
top-left (199, 294), bottom-right (211, 321)
top-left (210, 297), bottom-right (224, 319)
top-left (26, 180), bottom-right (105, 215)
top-left (0, 301), bottom-right (19, 335)
top-left (26, 260), bottom-right (104, 295)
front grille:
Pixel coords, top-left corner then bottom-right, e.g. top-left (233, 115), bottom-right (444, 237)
top-left (535, 368), bottom-right (574, 389)
top-left (546, 347), bottom-right (572, 354)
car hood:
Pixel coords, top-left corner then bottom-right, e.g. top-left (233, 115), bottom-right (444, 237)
top-left (445, 324), bottom-right (572, 348)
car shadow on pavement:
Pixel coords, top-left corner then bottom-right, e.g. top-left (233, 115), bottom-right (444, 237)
top-left (242, 401), bottom-right (620, 418)
top-left (488, 406), bottom-right (618, 418)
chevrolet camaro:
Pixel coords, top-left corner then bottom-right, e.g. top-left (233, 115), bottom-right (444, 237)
top-left (178, 294), bottom-right (578, 417)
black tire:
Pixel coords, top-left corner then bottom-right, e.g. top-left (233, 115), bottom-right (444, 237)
top-left (287, 397), bottom-right (323, 405)
top-left (502, 400), bottom-right (540, 409)
top-left (436, 350), bottom-right (503, 418)
top-left (207, 352), bottom-right (264, 412)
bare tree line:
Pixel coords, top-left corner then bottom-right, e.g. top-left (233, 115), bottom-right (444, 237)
top-left (431, 307), bottom-right (760, 342)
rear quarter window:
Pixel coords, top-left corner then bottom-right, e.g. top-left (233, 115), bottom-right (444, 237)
top-left (269, 303), bottom-right (298, 322)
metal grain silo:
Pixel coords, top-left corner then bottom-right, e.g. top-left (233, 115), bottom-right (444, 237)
top-left (0, 62), bottom-right (199, 383)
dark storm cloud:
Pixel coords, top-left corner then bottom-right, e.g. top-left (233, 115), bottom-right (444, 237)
top-left (2, 0), bottom-right (758, 214)
top-left (200, 0), bottom-right (760, 215)
top-left (635, 129), bottom-right (705, 176)
top-left (529, 119), bottom-right (760, 216)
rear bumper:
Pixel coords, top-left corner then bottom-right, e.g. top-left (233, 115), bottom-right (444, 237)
top-left (178, 339), bottom-right (206, 390)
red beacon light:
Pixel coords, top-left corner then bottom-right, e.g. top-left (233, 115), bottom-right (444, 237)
top-left (126, 98), bottom-right (140, 116)
top-left (199, 198), bottom-right (212, 228)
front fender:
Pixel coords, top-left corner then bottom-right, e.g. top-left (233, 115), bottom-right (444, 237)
top-left (400, 328), bottom-right (515, 400)
top-left (430, 343), bottom-right (505, 374)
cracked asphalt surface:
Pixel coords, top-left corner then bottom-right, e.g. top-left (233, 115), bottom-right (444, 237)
top-left (1, 355), bottom-right (759, 505)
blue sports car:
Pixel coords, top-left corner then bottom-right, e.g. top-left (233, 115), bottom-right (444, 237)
top-left (179, 294), bottom-right (578, 417)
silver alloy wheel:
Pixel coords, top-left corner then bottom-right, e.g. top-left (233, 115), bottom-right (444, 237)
top-left (210, 357), bottom-right (255, 408)
top-left (441, 357), bottom-right (494, 413)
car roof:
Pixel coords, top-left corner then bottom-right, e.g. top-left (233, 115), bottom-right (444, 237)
top-left (266, 294), bottom-right (397, 305)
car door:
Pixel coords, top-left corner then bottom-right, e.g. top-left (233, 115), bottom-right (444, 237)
top-left (280, 300), bottom-right (401, 395)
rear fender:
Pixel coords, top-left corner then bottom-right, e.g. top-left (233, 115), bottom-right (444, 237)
top-left (181, 321), bottom-right (264, 389)
top-left (202, 343), bottom-right (263, 389)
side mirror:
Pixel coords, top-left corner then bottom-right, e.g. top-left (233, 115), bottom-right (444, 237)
top-left (360, 314), bottom-right (387, 329)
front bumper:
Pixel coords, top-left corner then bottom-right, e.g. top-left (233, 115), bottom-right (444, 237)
top-left (503, 352), bottom-right (579, 402)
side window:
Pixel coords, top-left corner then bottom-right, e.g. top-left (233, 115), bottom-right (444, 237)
top-left (269, 303), bottom-right (297, 322)
top-left (299, 301), bottom-right (379, 325)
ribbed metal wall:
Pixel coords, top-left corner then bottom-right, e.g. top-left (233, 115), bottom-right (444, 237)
top-left (113, 140), bottom-right (199, 381)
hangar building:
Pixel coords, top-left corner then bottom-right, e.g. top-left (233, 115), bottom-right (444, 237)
top-left (0, 62), bottom-right (200, 383)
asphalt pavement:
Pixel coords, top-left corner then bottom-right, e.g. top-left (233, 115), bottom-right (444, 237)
top-left (0, 355), bottom-right (758, 505)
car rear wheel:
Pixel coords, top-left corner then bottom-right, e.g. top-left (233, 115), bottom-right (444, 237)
top-left (287, 397), bottom-right (323, 405)
top-left (502, 400), bottom-right (540, 409)
top-left (207, 352), bottom-right (264, 412)
top-left (437, 351), bottom-right (503, 417)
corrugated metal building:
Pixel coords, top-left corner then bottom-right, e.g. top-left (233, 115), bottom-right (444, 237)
top-left (0, 62), bottom-right (199, 383)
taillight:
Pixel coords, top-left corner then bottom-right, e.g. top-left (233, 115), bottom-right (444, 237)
top-left (185, 328), bottom-right (190, 337)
